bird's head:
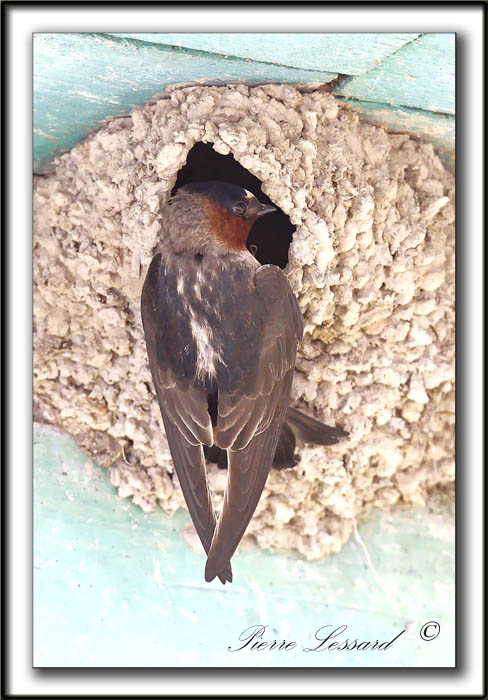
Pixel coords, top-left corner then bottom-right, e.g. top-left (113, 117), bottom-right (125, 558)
top-left (163, 181), bottom-right (276, 254)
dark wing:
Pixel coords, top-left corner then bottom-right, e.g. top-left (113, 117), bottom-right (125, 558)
top-left (205, 265), bottom-right (303, 582)
top-left (141, 254), bottom-right (232, 584)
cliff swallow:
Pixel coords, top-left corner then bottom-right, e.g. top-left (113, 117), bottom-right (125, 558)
top-left (141, 180), bottom-right (347, 584)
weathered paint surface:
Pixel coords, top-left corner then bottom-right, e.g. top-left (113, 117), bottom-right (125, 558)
top-left (33, 32), bottom-right (455, 175)
top-left (109, 32), bottom-right (421, 75)
top-left (33, 33), bottom-right (336, 172)
top-left (334, 33), bottom-right (455, 114)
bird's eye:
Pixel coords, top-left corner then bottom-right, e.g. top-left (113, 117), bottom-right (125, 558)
top-left (232, 202), bottom-right (246, 217)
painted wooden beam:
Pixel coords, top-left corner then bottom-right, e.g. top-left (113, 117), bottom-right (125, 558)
top-left (34, 33), bottom-right (336, 173)
top-left (34, 33), bottom-right (454, 174)
top-left (334, 33), bottom-right (455, 115)
top-left (108, 32), bottom-right (421, 75)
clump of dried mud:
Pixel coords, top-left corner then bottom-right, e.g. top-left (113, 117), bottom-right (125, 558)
top-left (34, 84), bottom-right (454, 560)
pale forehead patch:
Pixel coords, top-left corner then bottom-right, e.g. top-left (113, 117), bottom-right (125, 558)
top-left (243, 189), bottom-right (255, 200)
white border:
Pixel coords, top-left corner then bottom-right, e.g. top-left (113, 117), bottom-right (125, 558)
top-left (7, 4), bottom-right (483, 696)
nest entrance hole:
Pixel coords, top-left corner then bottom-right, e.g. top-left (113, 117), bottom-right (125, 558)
top-left (172, 142), bottom-right (294, 269)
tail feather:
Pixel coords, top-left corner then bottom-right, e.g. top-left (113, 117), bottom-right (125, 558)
top-left (204, 407), bottom-right (348, 473)
top-left (286, 406), bottom-right (348, 446)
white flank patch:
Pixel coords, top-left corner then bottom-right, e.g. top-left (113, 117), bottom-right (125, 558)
top-left (176, 275), bottom-right (184, 294)
top-left (189, 314), bottom-right (218, 378)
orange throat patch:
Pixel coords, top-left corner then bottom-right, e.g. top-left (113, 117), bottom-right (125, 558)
top-left (203, 196), bottom-right (255, 251)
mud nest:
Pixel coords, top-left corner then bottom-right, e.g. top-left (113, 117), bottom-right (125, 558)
top-left (34, 83), bottom-right (455, 560)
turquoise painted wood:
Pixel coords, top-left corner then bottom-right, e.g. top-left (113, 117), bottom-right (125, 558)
top-left (33, 33), bottom-right (336, 172)
top-left (334, 33), bottom-right (455, 114)
top-left (33, 32), bottom-right (455, 175)
top-left (34, 423), bottom-right (454, 668)
top-left (109, 32), bottom-right (421, 75)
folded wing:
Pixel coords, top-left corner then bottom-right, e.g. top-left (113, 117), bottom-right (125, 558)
top-left (141, 254), bottom-right (232, 583)
top-left (205, 265), bottom-right (303, 582)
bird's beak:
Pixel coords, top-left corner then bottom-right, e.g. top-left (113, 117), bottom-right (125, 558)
top-left (255, 203), bottom-right (276, 218)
